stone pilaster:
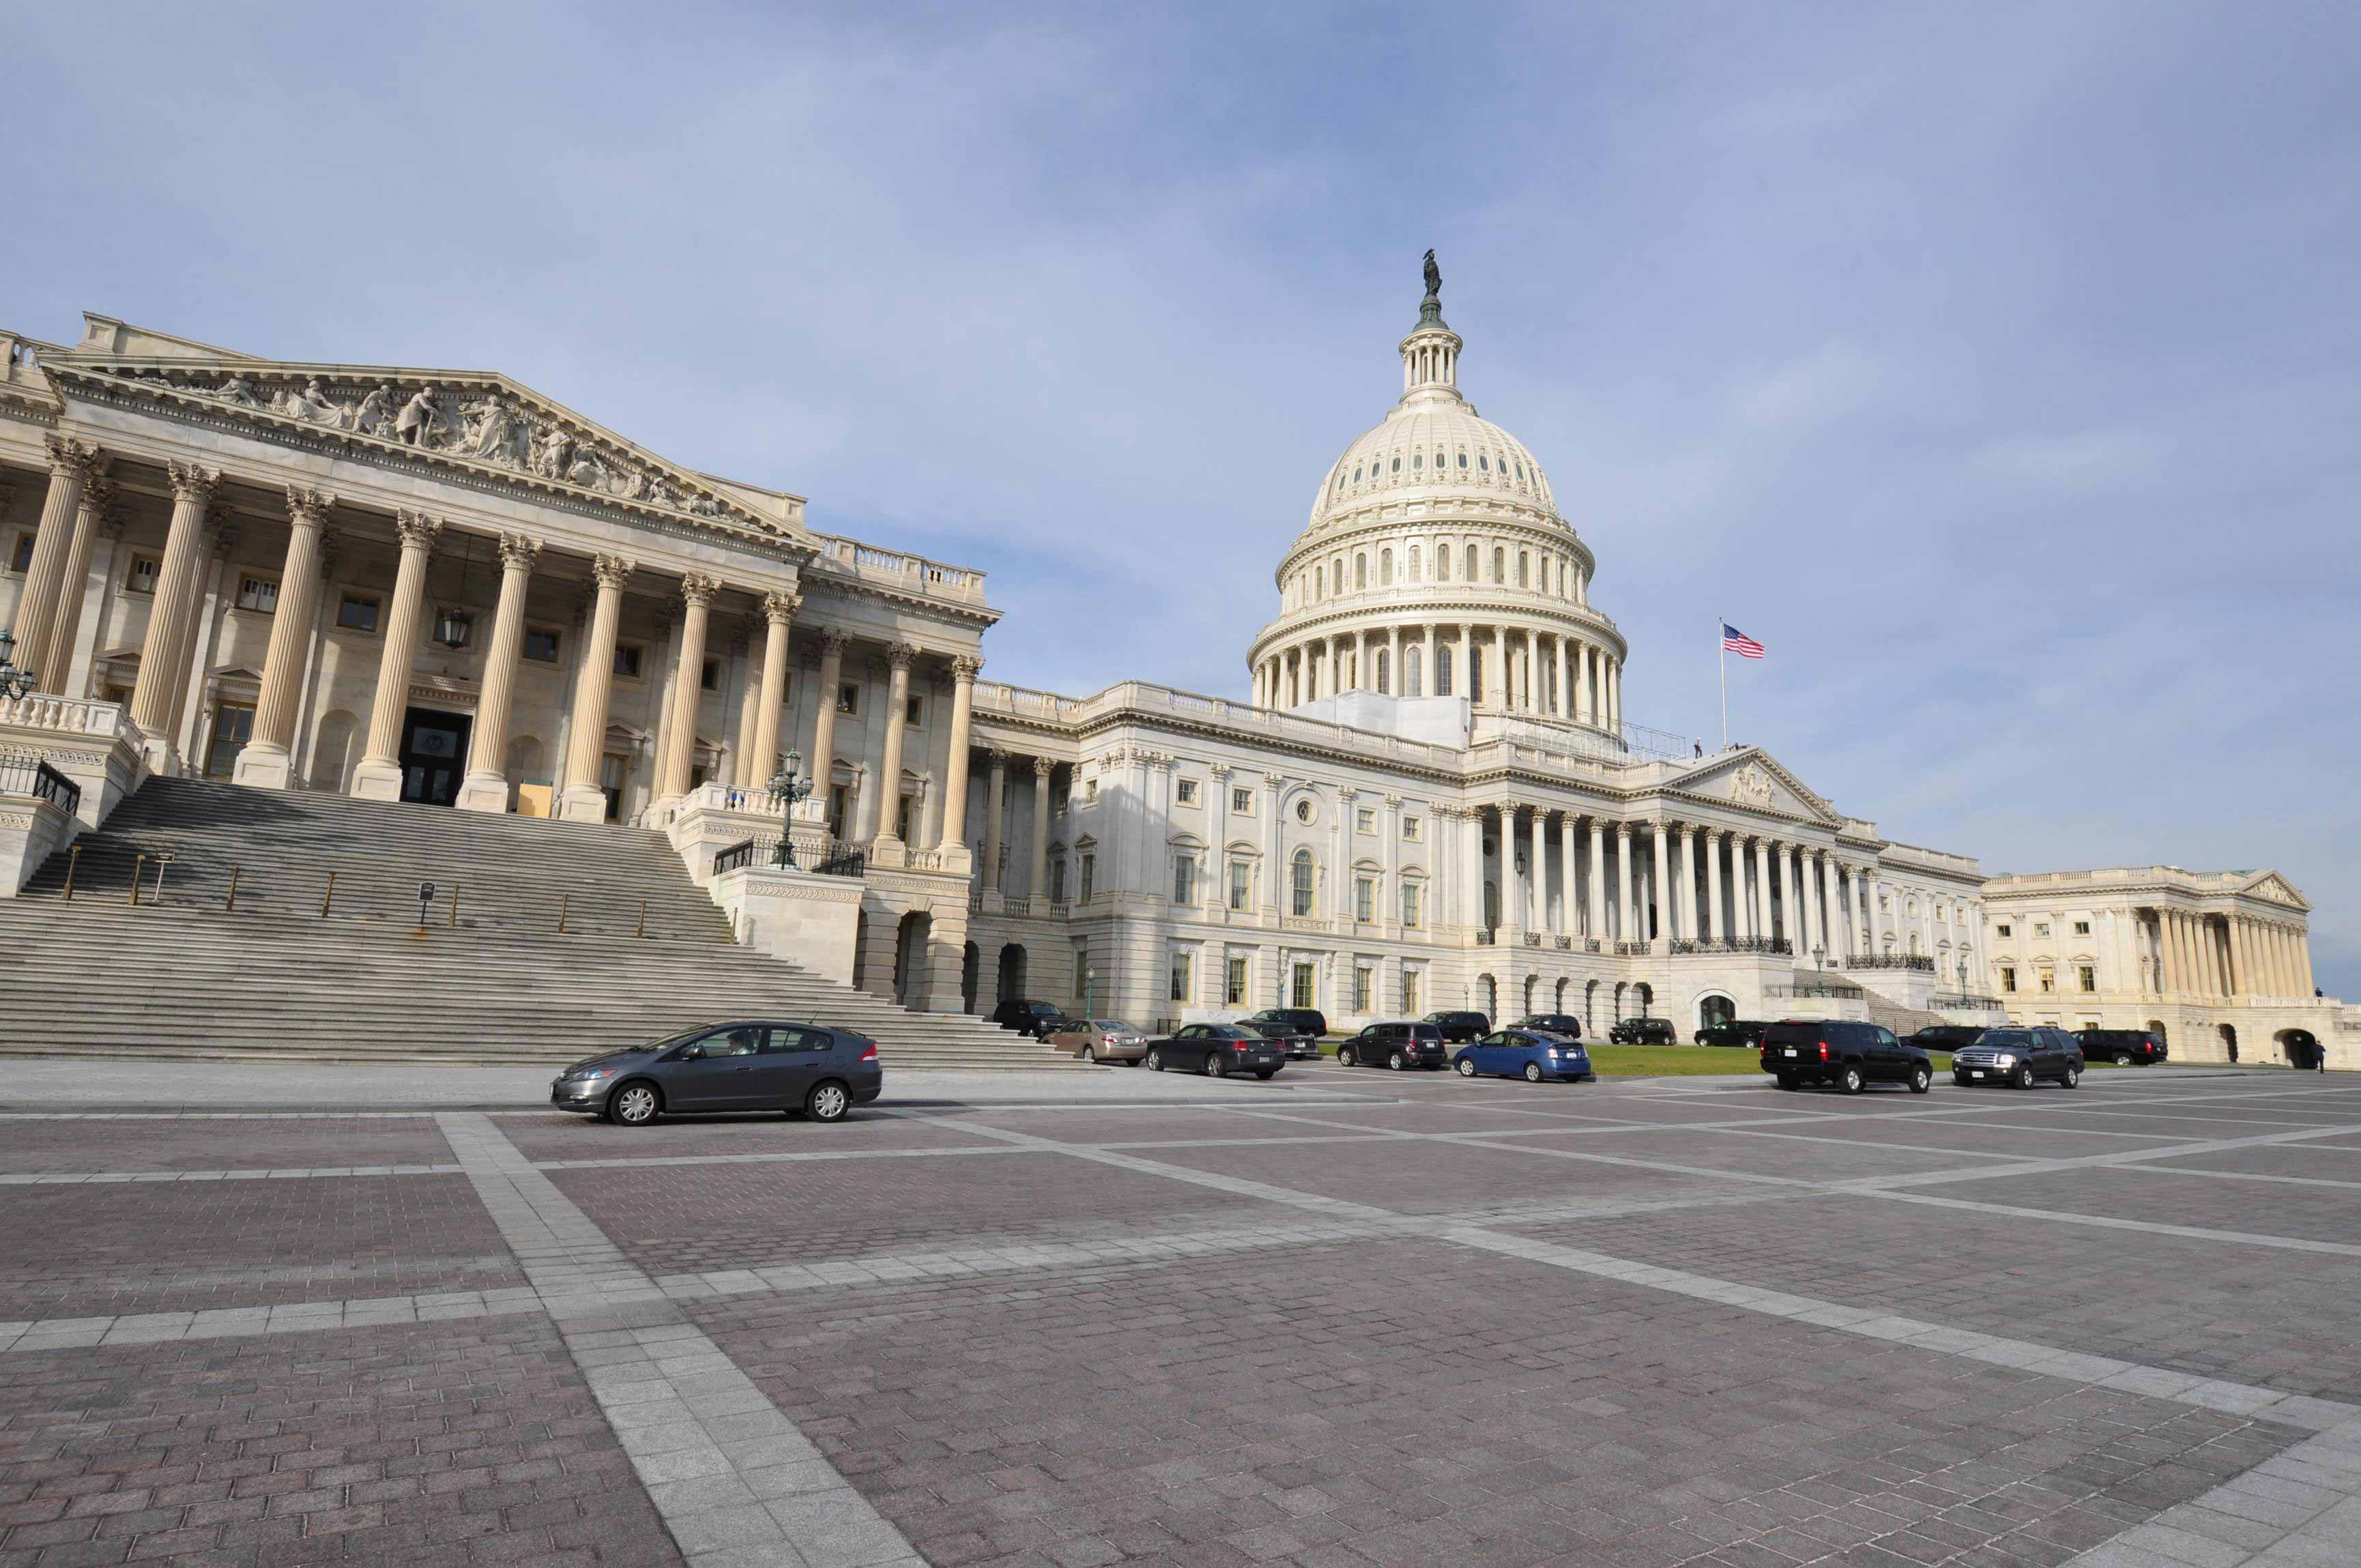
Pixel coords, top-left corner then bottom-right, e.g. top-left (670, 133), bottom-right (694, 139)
top-left (351, 510), bottom-right (443, 800)
top-left (557, 555), bottom-right (634, 822)
top-left (233, 487), bottom-right (337, 789)
top-left (457, 533), bottom-right (541, 813)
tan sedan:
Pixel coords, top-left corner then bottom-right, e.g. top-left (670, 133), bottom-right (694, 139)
top-left (1047, 1019), bottom-right (1148, 1065)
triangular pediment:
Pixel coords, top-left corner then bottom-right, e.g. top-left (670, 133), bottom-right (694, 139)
top-left (1673, 748), bottom-right (1841, 826)
top-left (2240, 871), bottom-right (2308, 910)
top-left (42, 347), bottom-right (809, 551)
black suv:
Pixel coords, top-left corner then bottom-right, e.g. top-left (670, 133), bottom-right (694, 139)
top-left (1952, 1027), bottom-right (2083, 1089)
top-left (1695, 1020), bottom-right (1766, 1049)
top-left (1760, 1020), bottom-right (1933, 1094)
top-left (1608, 1017), bottom-right (1677, 1045)
top-left (1423, 1011), bottom-right (1491, 1044)
top-left (1509, 1014), bottom-right (1584, 1041)
top-left (1907, 1025), bottom-right (1986, 1054)
top-left (1338, 1021), bottom-right (1448, 1070)
top-left (1236, 1009), bottom-right (1324, 1060)
top-left (2077, 1028), bottom-right (2167, 1067)
top-left (989, 999), bottom-right (1070, 1039)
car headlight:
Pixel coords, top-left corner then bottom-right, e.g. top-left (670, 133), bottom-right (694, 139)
top-left (1993, 1054), bottom-right (2016, 1068)
top-left (570, 1068), bottom-right (618, 1081)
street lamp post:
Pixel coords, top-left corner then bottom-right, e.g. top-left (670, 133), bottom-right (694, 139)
top-left (1084, 966), bottom-right (1097, 1019)
top-left (1812, 944), bottom-right (1826, 990)
top-left (0, 628), bottom-right (38, 700)
top-left (766, 749), bottom-right (813, 869)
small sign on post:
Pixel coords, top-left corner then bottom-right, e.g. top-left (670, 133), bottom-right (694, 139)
top-left (416, 880), bottom-right (436, 934)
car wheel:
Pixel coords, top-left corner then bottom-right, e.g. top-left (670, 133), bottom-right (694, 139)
top-left (1953, 1073), bottom-right (1971, 1088)
top-left (606, 1081), bottom-right (661, 1126)
top-left (2061, 1066), bottom-right (2081, 1089)
top-left (1254, 1069), bottom-right (1275, 1080)
top-left (1339, 1046), bottom-right (1358, 1069)
top-left (1838, 1065), bottom-right (1864, 1096)
top-left (1456, 1058), bottom-right (1477, 1077)
top-left (1523, 1062), bottom-right (1544, 1083)
top-left (1080, 1046), bottom-right (1096, 1064)
top-left (1909, 1066), bottom-right (1932, 1095)
top-left (1146, 1049), bottom-right (1164, 1072)
top-left (1388, 1051), bottom-right (1407, 1071)
top-left (1123, 1058), bottom-right (1140, 1068)
top-left (1775, 1074), bottom-right (1798, 1091)
top-left (2113, 1052), bottom-right (2132, 1066)
top-left (806, 1080), bottom-right (851, 1123)
top-left (2012, 1065), bottom-right (2036, 1090)
top-left (1206, 1054), bottom-right (1227, 1077)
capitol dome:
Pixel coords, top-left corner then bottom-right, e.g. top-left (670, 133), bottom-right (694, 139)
top-left (1247, 261), bottom-right (1627, 739)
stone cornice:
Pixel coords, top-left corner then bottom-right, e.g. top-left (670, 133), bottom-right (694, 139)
top-left (797, 575), bottom-right (1002, 632)
top-left (1247, 596), bottom-right (1627, 665)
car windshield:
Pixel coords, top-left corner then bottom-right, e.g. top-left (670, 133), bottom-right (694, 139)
top-left (641, 1026), bottom-right (710, 1053)
top-left (1026, 1002), bottom-right (1059, 1015)
top-left (1094, 1021), bottom-right (1134, 1032)
top-left (1977, 1030), bottom-right (2034, 1048)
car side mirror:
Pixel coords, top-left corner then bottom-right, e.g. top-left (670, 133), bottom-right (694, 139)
top-left (676, 1045), bottom-right (703, 1061)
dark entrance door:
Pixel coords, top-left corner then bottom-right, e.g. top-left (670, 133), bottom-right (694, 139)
top-left (397, 708), bottom-right (472, 807)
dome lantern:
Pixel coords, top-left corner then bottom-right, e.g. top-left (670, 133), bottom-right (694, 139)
top-left (1400, 248), bottom-right (1463, 398)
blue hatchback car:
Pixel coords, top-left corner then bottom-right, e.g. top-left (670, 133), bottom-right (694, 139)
top-left (1453, 1028), bottom-right (1595, 1083)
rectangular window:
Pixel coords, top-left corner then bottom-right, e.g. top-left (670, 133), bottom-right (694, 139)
top-left (1078, 854), bottom-right (1095, 903)
top-left (701, 657), bottom-right (720, 691)
top-left (1400, 882), bottom-right (1422, 929)
top-left (1291, 856), bottom-right (1315, 917)
top-left (1355, 807), bottom-right (1376, 835)
top-left (2073, 920), bottom-right (2090, 936)
top-left (1050, 858), bottom-right (1066, 902)
top-left (2078, 965), bottom-right (2096, 993)
top-left (1402, 816), bottom-right (1422, 843)
top-left (2033, 923), bottom-right (2051, 938)
top-left (336, 593), bottom-right (380, 633)
top-left (1352, 967), bottom-right (1373, 1013)
top-left (1176, 778), bottom-right (1200, 806)
top-left (1996, 923), bottom-right (2012, 938)
top-left (895, 794), bottom-right (914, 842)
top-left (2001, 966), bottom-right (2016, 993)
top-left (906, 695), bottom-right (923, 727)
top-left (5, 533), bottom-right (31, 574)
top-left (1291, 961), bottom-right (1317, 1010)
top-left (836, 683), bottom-right (858, 714)
top-left (1228, 860), bottom-right (1251, 912)
top-left (522, 626), bottom-right (561, 664)
top-left (1518, 551), bottom-right (1529, 587)
top-left (826, 785), bottom-right (848, 839)
top-left (2038, 970), bottom-right (2055, 993)
top-left (1354, 877), bottom-right (1374, 923)
top-left (1402, 968), bottom-right (1422, 1015)
top-left (235, 575), bottom-right (278, 613)
top-left (1084, 777), bottom-right (1099, 803)
top-left (1231, 787), bottom-right (1254, 815)
top-left (1173, 856), bottom-right (1196, 905)
top-left (613, 641), bottom-right (644, 679)
top-left (1225, 955), bottom-right (1249, 1006)
top-left (1170, 951), bottom-right (1193, 1004)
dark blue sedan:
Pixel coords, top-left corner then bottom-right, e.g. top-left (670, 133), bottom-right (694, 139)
top-left (1453, 1028), bottom-right (1594, 1084)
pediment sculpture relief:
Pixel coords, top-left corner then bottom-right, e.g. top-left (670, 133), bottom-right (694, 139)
top-left (1730, 761), bottom-right (1776, 806)
top-left (110, 366), bottom-right (749, 525)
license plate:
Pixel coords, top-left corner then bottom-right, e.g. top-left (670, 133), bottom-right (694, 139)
top-left (1970, 1070), bottom-right (1985, 1078)
top-left (1782, 1048), bottom-right (1798, 1058)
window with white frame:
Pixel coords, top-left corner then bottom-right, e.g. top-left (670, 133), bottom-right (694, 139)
top-left (1176, 778), bottom-right (1200, 806)
top-left (1400, 882), bottom-right (1423, 929)
top-left (1078, 853), bottom-right (1095, 902)
top-left (1402, 967), bottom-right (1423, 1014)
top-left (1170, 950), bottom-right (1194, 1004)
top-left (1291, 962), bottom-right (1317, 1009)
top-left (1402, 815), bottom-right (1422, 842)
top-left (1355, 807), bottom-right (1376, 834)
top-left (1354, 876), bottom-right (1374, 923)
top-left (1290, 850), bottom-right (1315, 916)
top-left (234, 575), bottom-right (278, 613)
top-left (124, 554), bottom-right (160, 594)
top-left (1231, 786), bottom-right (1254, 815)
top-left (1352, 966), bottom-right (1374, 1013)
top-left (1228, 859), bottom-right (1252, 911)
top-left (1224, 955), bottom-right (1249, 1005)
top-left (1172, 854), bottom-right (1196, 905)
top-left (2078, 965), bottom-right (2096, 992)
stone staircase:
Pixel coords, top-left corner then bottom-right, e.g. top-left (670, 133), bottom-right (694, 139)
top-left (0, 777), bottom-right (1073, 1069)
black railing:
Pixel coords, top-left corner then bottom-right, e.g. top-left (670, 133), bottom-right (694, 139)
top-left (0, 753), bottom-right (81, 819)
top-left (712, 834), bottom-right (866, 880)
top-left (1767, 981), bottom-right (1866, 1000)
top-left (811, 843), bottom-right (866, 879)
top-left (1670, 936), bottom-right (1791, 956)
top-left (1931, 993), bottom-right (2005, 1010)
top-left (712, 838), bottom-right (758, 876)
top-left (1614, 940), bottom-right (1651, 956)
top-left (1475, 929), bottom-right (1496, 945)
top-left (1848, 953), bottom-right (1935, 972)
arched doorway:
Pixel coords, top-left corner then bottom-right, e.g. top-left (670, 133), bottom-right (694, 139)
top-left (893, 912), bottom-right (931, 1008)
top-left (2278, 1028), bottom-right (2319, 1069)
top-left (1635, 983), bottom-right (1654, 1017)
top-left (961, 942), bottom-right (980, 1014)
top-left (997, 943), bottom-right (1029, 1006)
top-left (1478, 974), bottom-right (1498, 1018)
top-left (1612, 981), bottom-right (1628, 1021)
top-left (1698, 993), bottom-right (1736, 1031)
top-left (1584, 978), bottom-right (1598, 1029)
top-left (1554, 977), bottom-right (1569, 1011)
top-left (1522, 976), bottom-right (1538, 1013)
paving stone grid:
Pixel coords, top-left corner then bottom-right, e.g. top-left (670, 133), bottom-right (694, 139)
top-left (1, 1068), bottom-right (2358, 1565)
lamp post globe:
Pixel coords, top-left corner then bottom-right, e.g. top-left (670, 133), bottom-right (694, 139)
top-left (766, 748), bottom-right (812, 868)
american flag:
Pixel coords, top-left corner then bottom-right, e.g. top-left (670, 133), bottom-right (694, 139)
top-left (1721, 622), bottom-right (1765, 660)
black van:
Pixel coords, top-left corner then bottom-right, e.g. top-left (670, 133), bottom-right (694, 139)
top-left (1761, 1020), bottom-right (1933, 1094)
top-left (2075, 1029), bottom-right (2167, 1066)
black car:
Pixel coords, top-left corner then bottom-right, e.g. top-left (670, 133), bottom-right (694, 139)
top-left (1908, 1025), bottom-right (1986, 1054)
top-left (1759, 1019), bottom-right (1932, 1094)
top-left (1509, 1014), bottom-right (1584, 1041)
top-left (1337, 1021), bottom-right (1448, 1070)
top-left (1952, 1027), bottom-right (2083, 1089)
top-left (1608, 1017), bottom-right (1677, 1045)
top-left (1236, 1009), bottom-right (1324, 1060)
top-left (552, 1021), bottom-right (883, 1125)
top-left (1694, 1020), bottom-right (1767, 1049)
top-left (1143, 1023), bottom-right (1285, 1079)
top-left (2076, 1028), bottom-right (2167, 1066)
top-left (1423, 1011), bottom-right (1491, 1044)
top-left (989, 998), bottom-right (1071, 1039)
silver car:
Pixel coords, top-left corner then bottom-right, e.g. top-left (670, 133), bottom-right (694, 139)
top-left (1047, 1018), bottom-right (1147, 1064)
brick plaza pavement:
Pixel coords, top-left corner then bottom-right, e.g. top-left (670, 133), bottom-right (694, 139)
top-left (3, 1064), bottom-right (2360, 1565)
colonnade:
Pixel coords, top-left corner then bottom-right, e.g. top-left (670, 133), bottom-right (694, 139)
top-left (1255, 622), bottom-right (1620, 731)
top-left (2151, 908), bottom-right (2315, 1000)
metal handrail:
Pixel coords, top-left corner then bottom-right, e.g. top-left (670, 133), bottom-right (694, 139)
top-left (0, 752), bottom-right (81, 818)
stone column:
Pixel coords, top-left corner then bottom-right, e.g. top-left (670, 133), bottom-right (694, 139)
top-left (128, 461), bottom-right (222, 764)
top-left (1027, 754), bottom-right (1054, 899)
top-left (11, 435), bottom-right (102, 690)
top-left (233, 486), bottom-right (336, 789)
top-left (1704, 830), bottom-right (1725, 943)
top-left (2158, 911), bottom-right (2183, 994)
top-left (455, 533), bottom-right (541, 813)
top-left (2298, 927), bottom-right (2316, 996)
top-left (1559, 813), bottom-right (1578, 935)
top-left (1675, 826), bottom-right (1696, 941)
top-left (807, 628), bottom-right (848, 822)
top-left (1649, 822), bottom-right (1670, 948)
top-left (1522, 628), bottom-right (1539, 711)
top-left (1468, 806), bottom-right (1490, 931)
top-left (1798, 849), bottom-right (1821, 957)
top-left (1503, 805), bottom-right (1526, 936)
top-left (742, 591), bottom-right (798, 792)
top-left (1554, 637), bottom-right (1571, 718)
top-left (938, 653), bottom-right (979, 853)
top-left (1587, 817), bottom-right (1606, 938)
top-left (349, 510), bottom-right (442, 800)
top-left (1387, 625), bottom-right (1402, 697)
top-left (1753, 839), bottom-right (1773, 942)
top-left (1613, 824), bottom-right (1634, 946)
top-left (45, 475), bottom-right (114, 699)
top-left (981, 751), bottom-right (1008, 890)
top-left (871, 643), bottom-right (916, 845)
top-left (653, 575), bottom-right (720, 805)
top-left (557, 555), bottom-right (634, 822)
top-left (1608, 659), bottom-right (1622, 732)
top-left (728, 626), bottom-right (763, 789)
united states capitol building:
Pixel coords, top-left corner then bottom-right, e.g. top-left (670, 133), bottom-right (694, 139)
top-left (0, 270), bottom-right (2345, 1064)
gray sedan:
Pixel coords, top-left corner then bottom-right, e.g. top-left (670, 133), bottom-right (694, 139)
top-left (551, 1020), bottom-right (884, 1124)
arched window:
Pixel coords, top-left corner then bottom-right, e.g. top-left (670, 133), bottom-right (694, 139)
top-left (1391, 456), bottom-right (1400, 472)
top-left (1412, 452), bottom-right (1423, 470)
top-left (1436, 543), bottom-right (1451, 581)
top-left (1314, 565), bottom-right (1323, 599)
top-left (1436, 645), bottom-right (1453, 697)
top-left (1375, 649), bottom-right (1389, 694)
top-left (1379, 548), bottom-right (1393, 585)
top-left (1352, 466), bottom-right (1361, 482)
top-left (1518, 551), bottom-right (1529, 587)
top-left (1407, 544), bottom-right (1420, 581)
top-left (1464, 544), bottom-right (1478, 579)
top-left (1354, 554), bottom-right (1367, 589)
top-left (1291, 850), bottom-right (1316, 916)
top-left (1406, 648), bottom-right (1423, 697)
top-left (1492, 547), bottom-right (1505, 583)
top-left (1478, 454), bottom-right (1489, 471)
top-left (1332, 555), bottom-right (1344, 590)
top-left (1457, 452), bottom-right (1468, 468)
top-left (1468, 645), bottom-right (1485, 699)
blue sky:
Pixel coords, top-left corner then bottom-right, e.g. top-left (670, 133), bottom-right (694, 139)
top-left (10, 3), bottom-right (2357, 993)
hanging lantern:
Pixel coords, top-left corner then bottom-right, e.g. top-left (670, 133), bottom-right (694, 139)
top-left (434, 608), bottom-right (474, 649)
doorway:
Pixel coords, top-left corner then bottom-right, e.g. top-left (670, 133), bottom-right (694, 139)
top-left (397, 708), bottom-right (471, 807)
top-left (203, 703), bottom-right (255, 779)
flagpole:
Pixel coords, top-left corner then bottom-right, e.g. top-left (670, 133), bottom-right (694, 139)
top-left (1718, 618), bottom-right (1728, 751)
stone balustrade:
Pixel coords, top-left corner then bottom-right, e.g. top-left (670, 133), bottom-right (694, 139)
top-left (0, 695), bottom-right (141, 744)
top-left (808, 534), bottom-right (987, 604)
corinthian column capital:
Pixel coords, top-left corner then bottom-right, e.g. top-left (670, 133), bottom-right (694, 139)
top-left (1032, 753), bottom-right (1055, 779)
top-left (759, 589), bottom-right (801, 624)
top-left (819, 626), bottom-right (850, 654)
top-left (80, 476), bottom-right (118, 517)
top-left (392, 508), bottom-right (443, 553)
top-left (592, 553), bottom-right (636, 590)
top-left (44, 434), bottom-right (105, 481)
top-left (166, 460), bottom-right (221, 506)
top-left (951, 652), bottom-right (983, 681)
top-left (885, 641), bottom-right (917, 673)
top-left (285, 486), bottom-right (336, 527)
top-left (496, 532), bottom-right (543, 572)
top-left (679, 572), bottom-right (720, 607)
